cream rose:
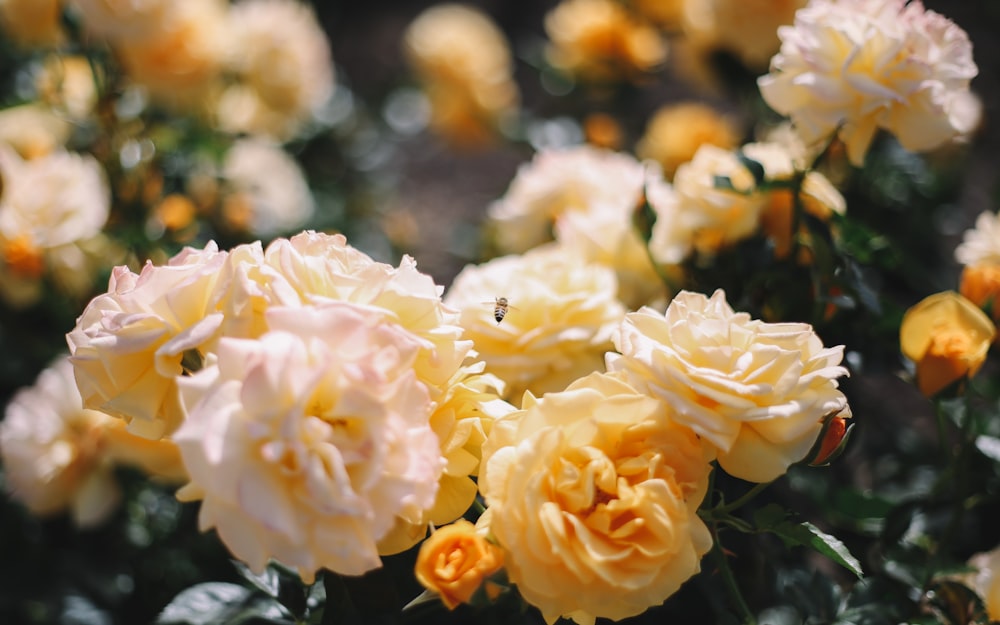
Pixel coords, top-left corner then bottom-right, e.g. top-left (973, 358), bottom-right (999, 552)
top-left (757, 0), bottom-right (977, 165)
top-left (479, 371), bottom-right (713, 625)
top-left (608, 289), bottom-right (851, 483)
top-left (0, 357), bottom-right (184, 527)
top-left (67, 243), bottom-right (233, 439)
top-left (173, 302), bottom-right (443, 581)
top-left (443, 245), bottom-right (626, 404)
top-left (262, 231), bottom-right (472, 395)
top-left (648, 144), bottom-right (766, 264)
top-left (965, 546), bottom-right (1000, 621)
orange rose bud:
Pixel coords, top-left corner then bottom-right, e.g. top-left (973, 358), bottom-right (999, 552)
top-left (960, 263), bottom-right (1000, 324)
top-left (809, 413), bottom-right (852, 466)
top-left (414, 519), bottom-right (504, 610)
top-left (900, 291), bottom-right (996, 398)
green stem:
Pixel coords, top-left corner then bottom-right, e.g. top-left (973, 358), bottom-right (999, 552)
top-left (717, 482), bottom-right (772, 514)
top-left (711, 531), bottom-right (757, 625)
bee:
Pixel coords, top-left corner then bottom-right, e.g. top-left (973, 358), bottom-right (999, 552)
top-left (486, 296), bottom-right (516, 324)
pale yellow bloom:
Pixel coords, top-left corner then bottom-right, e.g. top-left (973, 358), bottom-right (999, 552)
top-left (404, 4), bottom-right (518, 148)
top-left (444, 245), bottom-right (626, 404)
top-left (218, 0), bottom-right (334, 140)
top-left (479, 371), bottom-right (713, 625)
top-left (414, 519), bottom-right (505, 610)
top-left (377, 364), bottom-right (515, 556)
top-left (647, 144), bottom-right (766, 264)
top-left (221, 138), bottom-right (315, 237)
top-left (545, 0), bottom-right (667, 82)
top-left (636, 102), bottom-right (741, 179)
top-left (67, 243), bottom-right (235, 439)
top-left (36, 55), bottom-right (99, 120)
top-left (0, 104), bottom-right (71, 160)
top-left (900, 291), bottom-right (996, 397)
top-left (758, 0), bottom-right (978, 165)
top-left (608, 289), bottom-right (851, 482)
top-left (174, 303), bottom-right (443, 581)
top-left (0, 358), bottom-right (184, 528)
top-left (69, 0), bottom-right (180, 41)
top-left (115, 0), bottom-right (228, 109)
top-left (965, 546), bottom-right (1000, 622)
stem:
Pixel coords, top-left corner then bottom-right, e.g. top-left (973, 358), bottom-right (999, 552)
top-left (711, 531), bottom-right (757, 625)
top-left (717, 482), bottom-right (772, 514)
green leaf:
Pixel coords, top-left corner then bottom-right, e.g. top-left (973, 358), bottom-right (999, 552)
top-left (736, 152), bottom-right (767, 187)
top-left (781, 522), bottom-right (864, 579)
top-left (975, 435), bottom-right (1000, 462)
top-left (156, 583), bottom-right (289, 625)
top-left (232, 561), bottom-right (280, 598)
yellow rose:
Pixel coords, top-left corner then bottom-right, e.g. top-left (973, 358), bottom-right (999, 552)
top-left (444, 245), bottom-right (625, 404)
top-left (404, 4), bottom-right (518, 148)
top-left (961, 263), bottom-right (1000, 325)
top-left (608, 289), bottom-right (851, 483)
top-left (636, 102), bottom-right (741, 180)
top-left (544, 0), bottom-right (667, 83)
top-left (479, 371), bottom-right (713, 625)
top-left (900, 291), bottom-right (996, 397)
top-left (414, 519), bottom-right (505, 610)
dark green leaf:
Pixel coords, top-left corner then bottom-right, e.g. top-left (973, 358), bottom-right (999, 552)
top-left (736, 153), bottom-right (767, 187)
top-left (232, 561), bottom-right (280, 598)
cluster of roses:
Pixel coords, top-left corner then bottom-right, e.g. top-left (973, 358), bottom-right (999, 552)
top-left (36, 227), bottom-right (847, 624)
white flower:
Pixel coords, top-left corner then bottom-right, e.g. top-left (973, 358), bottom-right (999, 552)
top-left (956, 212), bottom-right (1000, 268)
top-left (608, 289), bottom-right (851, 482)
top-left (221, 138), bottom-right (315, 237)
top-left (173, 303), bottom-right (443, 581)
top-left (758, 0), bottom-right (977, 165)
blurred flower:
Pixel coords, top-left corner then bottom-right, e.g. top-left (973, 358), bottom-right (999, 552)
top-left (444, 245), bottom-right (626, 404)
top-left (153, 194), bottom-right (198, 233)
top-left (487, 145), bottom-right (646, 255)
top-left (582, 112), bottom-right (623, 150)
top-left (965, 546), bottom-right (1000, 621)
top-left (478, 371), bottom-right (713, 625)
top-left (174, 303), bottom-right (443, 581)
top-left (218, 0), bottom-right (334, 140)
top-left (758, 0), bottom-right (978, 166)
top-left (683, 0), bottom-right (806, 69)
top-left (545, 0), bottom-right (667, 83)
top-left (69, 0), bottom-right (180, 42)
top-left (632, 0), bottom-right (686, 30)
top-left (961, 263), bottom-right (1000, 325)
top-left (378, 365), bottom-right (513, 555)
top-left (956, 212), bottom-right (1000, 268)
top-left (0, 357), bottom-right (184, 528)
top-left (67, 243), bottom-right (233, 439)
top-left (636, 101), bottom-right (741, 180)
top-left (900, 291), bottom-right (996, 398)
top-left (36, 55), bottom-right (99, 120)
top-left (414, 519), bottom-right (505, 610)
top-left (115, 0), bottom-right (229, 109)
top-left (608, 289), bottom-right (851, 482)
top-left (742, 141), bottom-right (846, 260)
top-left (0, 0), bottom-right (64, 47)
top-left (220, 138), bottom-right (315, 237)
top-left (647, 144), bottom-right (765, 264)
top-left (0, 104), bottom-right (71, 159)
top-left (404, 4), bottom-right (518, 148)
top-left (0, 146), bottom-right (111, 306)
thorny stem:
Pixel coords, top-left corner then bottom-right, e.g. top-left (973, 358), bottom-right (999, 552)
top-left (711, 529), bottom-right (757, 625)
